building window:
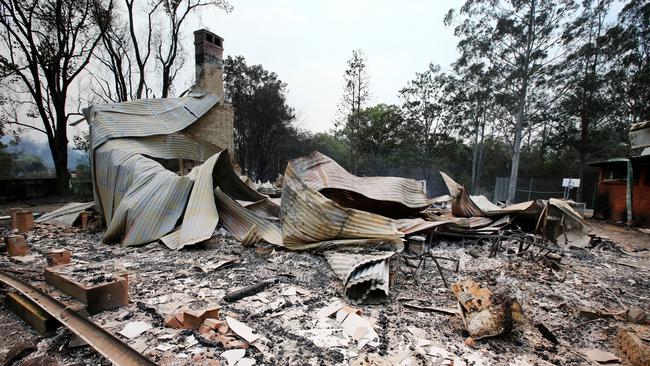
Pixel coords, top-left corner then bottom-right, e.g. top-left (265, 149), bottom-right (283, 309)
top-left (603, 165), bottom-right (627, 181)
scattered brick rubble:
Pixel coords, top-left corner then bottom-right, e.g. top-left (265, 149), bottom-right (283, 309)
top-left (0, 217), bottom-right (649, 365)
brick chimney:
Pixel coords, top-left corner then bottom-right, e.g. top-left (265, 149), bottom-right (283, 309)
top-left (194, 29), bottom-right (225, 100)
top-left (185, 29), bottom-right (234, 154)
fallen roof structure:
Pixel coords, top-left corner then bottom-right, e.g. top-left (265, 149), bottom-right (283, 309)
top-left (83, 94), bottom-right (279, 249)
top-left (40, 113), bottom-right (589, 302)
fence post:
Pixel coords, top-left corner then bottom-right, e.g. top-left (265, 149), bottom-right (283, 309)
top-left (527, 177), bottom-right (533, 201)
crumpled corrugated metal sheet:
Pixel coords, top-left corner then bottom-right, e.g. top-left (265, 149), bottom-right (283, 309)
top-left (214, 187), bottom-right (283, 246)
top-left (160, 151), bottom-right (275, 250)
top-left (324, 251), bottom-right (395, 304)
top-left (94, 140), bottom-right (196, 246)
top-left (547, 198), bottom-right (590, 247)
top-left (36, 202), bottom-right (95, 226)
top-left (451, 188), bottom-right (487, 217)
top-left (442, 172), bottom-right (542, 218)
top-left (88, 94), bottom-right (219, 148)
top-left (236, 199), bottom-right (281, 218)
top-left (280, 158), bottom-right (404, 249)
top-left (394, 218), bottom-right (450, 235)
top-left (469, 195), bottom-right (501, 213)
top-left (86, 94), bottom-right (234, 247)
top-left (289, 152), bottom-right (434, 218)
top-left (85, 92), bottom-right (283, 248)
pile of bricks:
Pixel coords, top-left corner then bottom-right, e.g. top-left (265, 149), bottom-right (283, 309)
top-left (4, 235), bottom-right (29, 256)
top-left (8, 208), bottom-right (34, 233)
top-left (165, 307), bottom-right (253, 350)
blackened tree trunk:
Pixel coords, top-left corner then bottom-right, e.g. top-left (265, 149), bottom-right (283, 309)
top-left (0, 0), bottom-right (111, 194)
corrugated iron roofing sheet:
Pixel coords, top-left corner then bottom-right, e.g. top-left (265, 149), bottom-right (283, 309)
top-left (281, 159), bottom-right (404, 249)
top-left (160, 150), bottom-right (279, 249)
top-left (36, 202), bottom-right (95, 226)
top-left (86, 94), bottom-right (222, 247)
top-left (289, 152), bottom-right (433, 217)
top-left (87, 94), bottom-right (219, 149)
top-left (214, 187), bottom-right (282, 246)
top-left (324, 251), bottom-right (394, 304)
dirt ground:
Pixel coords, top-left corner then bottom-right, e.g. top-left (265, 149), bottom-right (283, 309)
top-left (587, 220), bottom-right (650, 254)
top-left (0, 202), bottom-right (649, 365)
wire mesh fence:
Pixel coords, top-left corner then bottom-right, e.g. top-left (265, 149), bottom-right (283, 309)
top-left (494, 175), bottom-right (597, 207)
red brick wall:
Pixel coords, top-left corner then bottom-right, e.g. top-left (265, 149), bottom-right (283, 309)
top-left (632, 164), bottom-right (650, 226)
top-left (594, 163), bottom-right (650, 227)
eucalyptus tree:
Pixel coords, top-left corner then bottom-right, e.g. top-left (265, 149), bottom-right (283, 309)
top-left (0, 0), bottom-right (112, 193)
top-left (336, 49), bottom-right (371, 172)
top-left (446, 0), bottom-right (579, 202)
top-left (399, 63), bottom-right (447, 158)
top-left (551, 0), bottom-right (615, 201)
top-left (445, 63), bottom-right (498, 191)
top-left (603, 0), bottom-right (650, 124)
top-left (224, 56), bottom-right (295, 181)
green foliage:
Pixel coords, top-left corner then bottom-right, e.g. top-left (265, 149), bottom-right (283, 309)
top-left (603, 0), bottom-right (650, 123)
top-left (224, 55), bottom-right (296, 181)
top-left (0, 140), bottom-right (14, 178)
top-left (75, 163), bottom-right (91, 178)
top-left (11, 154), bottom-right (52, 178)
top-left (308, 133), bottom-right (350, 168)
top-left (336, 50), bottom-right (370, 130)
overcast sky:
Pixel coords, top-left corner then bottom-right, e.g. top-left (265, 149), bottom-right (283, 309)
top-left (186, 0), bottom-right (463, 133)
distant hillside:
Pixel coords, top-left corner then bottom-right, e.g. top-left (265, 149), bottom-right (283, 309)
top-left (1, 136), bottom-right (88, 170)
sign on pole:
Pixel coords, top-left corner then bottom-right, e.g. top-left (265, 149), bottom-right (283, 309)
top-left (562, 178), bottom-right (581, 188)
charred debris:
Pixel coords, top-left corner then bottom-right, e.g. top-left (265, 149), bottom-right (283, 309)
top-left (1, 109), bottom-right (648, 365)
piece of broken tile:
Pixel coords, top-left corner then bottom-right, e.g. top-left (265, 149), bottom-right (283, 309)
top-left (226, 316), bottom-right (259, 343)
top-left (130, 338), bottom-right (148, 353)
top-left (581, 348), bottom-right (620, 364)
top-left (157, 333), bottom-right (175, 340)
top-left (119, 321), bottom-right (152, 339)
top-left (281, 287), bottom-right (297, 296)
top-left (295, 287), bottom-right (312, 296)
top-left (341, 312), bottom-right (373, 341)
top-left (335, 309), bottom-right (349, 323)
top-left (156, 343), bottom-right (176, 351)
top-left (203, 318), bottom-right (223, 329)
top-left (199, 324), bottom-right (213, 335)
top-left (237, 358), bottom-right (255, 366)
top-left (165, 313), bottom-right (184, 329)
top-left (316, 301), bottom-right (343, 319)
top-left (186, 335), bottom-right (198, 347)
top-left (222, 349), bottom-right (246, 366)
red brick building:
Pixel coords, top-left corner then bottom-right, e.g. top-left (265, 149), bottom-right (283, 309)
top-left (590, 122), bottom-right (650, 227)
top-left (591, 155), bottom-right (650, 227)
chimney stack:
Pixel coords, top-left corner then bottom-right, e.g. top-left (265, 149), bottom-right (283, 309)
top-left (194, 29), bottom-right (224, 100)
top-left (185, 29), bottom-right (234, 154)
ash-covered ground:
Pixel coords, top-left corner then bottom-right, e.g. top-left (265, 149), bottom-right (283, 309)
top-left (0, 208), bottom-right (649, 366)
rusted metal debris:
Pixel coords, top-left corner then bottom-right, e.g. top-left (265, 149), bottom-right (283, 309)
top-left (451, 280), bottom-right (525, 340)
top-left (223, 279), bottom-right (278, 303)
top-left (400, 249), bottom-right (459, 288)
top-left (6, 291), bottom-right (61, 335)
top-left (0, 270), bottom-right (156, 366)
